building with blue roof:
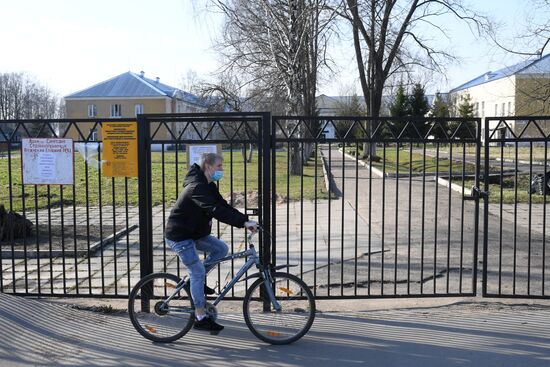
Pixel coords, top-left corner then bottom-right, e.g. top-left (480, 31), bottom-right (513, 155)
top-left (64, 71), bottom-right (207, 142)
top-left (449, 54), bottom-right (550, 141)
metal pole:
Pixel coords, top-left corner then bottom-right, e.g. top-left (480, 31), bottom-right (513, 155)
top-left (137, 115), bottom-right (153, 312)
top-left (261, 112), bottom-right (272, 312)
top-left (482, 118), bottom-right (490, 296)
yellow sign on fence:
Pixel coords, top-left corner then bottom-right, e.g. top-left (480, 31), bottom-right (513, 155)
top-left (102, 121), bottom-right (138, 177)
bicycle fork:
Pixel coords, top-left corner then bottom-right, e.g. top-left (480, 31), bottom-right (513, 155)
top-left (261, 270), bottom-right (282, 312)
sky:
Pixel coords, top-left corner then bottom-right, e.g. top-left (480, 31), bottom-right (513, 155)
top-left (0, 0), bottom-right (547, 98)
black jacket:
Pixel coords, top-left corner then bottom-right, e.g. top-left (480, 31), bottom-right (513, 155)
top-left (165, 164), bottom-right (248, 241)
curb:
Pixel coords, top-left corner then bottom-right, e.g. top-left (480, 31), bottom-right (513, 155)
top-left (319, 149), bottom-right (335, 192)
top-left (341, 151), bottom-right (386, 178)
top-left (495, 157), bottom-right (546, 166)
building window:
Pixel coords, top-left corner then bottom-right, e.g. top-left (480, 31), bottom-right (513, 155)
top-left (481, 101), bottom-right (485, 117)
top-left (495, 104), bottom-right (498, 116)
top-left (110, 104), bottom-right (122, 118)
top-left (474, 102), bottom-right (479, 116)
top-left (87, 104), bottom-right (97, 117)
top-left (135, 104), bottom-right (144, 116)
top-left (501, 103), bottom-right (505, 116)
top-left (90, 129), bottom-right (98, 141)
top-left (508, 102), bottom-right (512, 116)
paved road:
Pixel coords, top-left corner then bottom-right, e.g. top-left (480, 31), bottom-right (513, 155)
top-left (1, 292), bottom-right (550, 367)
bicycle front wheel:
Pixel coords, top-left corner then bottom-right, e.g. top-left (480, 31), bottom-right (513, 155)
top-left (128, 272), bottom-right (194, 343)
top-left (243, 272), bottom-right (316, 345)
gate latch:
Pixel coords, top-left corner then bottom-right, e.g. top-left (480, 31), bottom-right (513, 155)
top-left (465, 186), bottom-right (488, 201)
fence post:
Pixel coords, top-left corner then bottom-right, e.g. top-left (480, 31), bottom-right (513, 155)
top-left (261, 112), bottom-right (272, 312)
top-left (137, 115), bottom-right (153, 312)
top-left (482, 118), bottom-right (490, 296)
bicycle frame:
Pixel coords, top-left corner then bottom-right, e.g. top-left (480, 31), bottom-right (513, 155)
top-left (161, 232), bottom-right (282, 312)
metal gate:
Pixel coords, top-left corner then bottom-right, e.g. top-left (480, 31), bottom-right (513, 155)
top-left (136, 113), bottom-right (271, 300)
top-left (483, 116), bottom-right (550, 298)
top-left (271, 116), bottom-right (482, 299)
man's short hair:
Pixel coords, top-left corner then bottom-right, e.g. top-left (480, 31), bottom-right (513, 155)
top-left (199, 152), bottom-right (222, 170)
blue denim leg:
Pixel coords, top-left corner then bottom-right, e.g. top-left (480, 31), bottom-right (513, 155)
top-left (165, 238), bottom-right (206, 308)
top-left (195, 235), bottom-right (229, 272)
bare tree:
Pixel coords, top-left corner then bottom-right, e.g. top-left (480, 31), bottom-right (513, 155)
top-left (487, 0), bottom-right (550, 116)
top-left (0, 72), bottom-right (63, 137)
top-left (338, 0), bottom-right (490, 157)
top-left (195, 72), bottom-right (260, 162)
top-left (489, 0), bottom-right (549, 58)
top-left (212, 0), bottom-right (336, 174)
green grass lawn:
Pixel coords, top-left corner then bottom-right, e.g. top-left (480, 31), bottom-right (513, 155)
top-left (428, 144), bottom-right (548, 162)
top-left (0, 149), bottom-right (328, 212)
top-left (343, 145), bottom-right (478, 174)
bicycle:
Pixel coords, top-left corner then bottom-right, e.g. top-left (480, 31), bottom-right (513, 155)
top-left (128, 227), bottom-right (316, 345)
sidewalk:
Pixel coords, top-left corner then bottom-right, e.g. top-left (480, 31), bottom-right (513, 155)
top-left (1, 292), bottom-right (550, 367)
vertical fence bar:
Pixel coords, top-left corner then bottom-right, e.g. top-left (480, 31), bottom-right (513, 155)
top-left (354, 140), bottom-right (359, 296)
top-left (381, 142), bottom-right (386, 295)
top-left (340, 139), bottom-right (345, 296)
top-left (447, 143), bottom-right (453, 293)
top-left (408, 142), bottom-right (413, 294)
top-left (97, 140), bottom-right (105, 295)
top-left (394, 142), bottom-right (399, 295)
top-left (261, 113), bottom-right (271, 265)
top-left (481, 118), bottom-right (489, 296)
top-left (543, 140), bottom-right (548, 296)
top-left (513, 141), bottom-right (518, 294)
top-left (528, 142), bottom-right (533, 294)
top-left (60, 186), bottom-right (67, 294)
top-left (137, 116), bottom-right (153, 312)
top-left (328, 142), bottom-right (332, 296)
top-left (261, 112), bottom-right (271, 311)
top-left (434, 142), bottom-right (440, 293)
top-left (313, 141), bottom-right (318, 296)
top-left (459, 143), bottom-right (466, 293)
top-left (420, 142), bottom-right (426, 294)
top-left (499, 140), bottom-right (504, 294)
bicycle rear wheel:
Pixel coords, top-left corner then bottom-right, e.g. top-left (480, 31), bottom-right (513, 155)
top-left (243, 272), bottom-right (315, 345)
top-left (128, 272), bottom-right (194, 343)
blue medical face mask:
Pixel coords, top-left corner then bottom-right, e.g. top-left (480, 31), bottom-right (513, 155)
top-left (211, 170), bottom-right (224, 181)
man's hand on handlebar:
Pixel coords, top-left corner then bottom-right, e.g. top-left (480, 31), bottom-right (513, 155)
top-left (244, 220), bottom-right (259, 233)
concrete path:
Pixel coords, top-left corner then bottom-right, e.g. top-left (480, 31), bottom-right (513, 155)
top-left (321, 145), bottom-right (550, 296)
top-left (1, 292), bottom-right (550, 367)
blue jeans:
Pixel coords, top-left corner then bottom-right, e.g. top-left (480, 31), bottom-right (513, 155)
top-left (166, 236), bottom-right (228, 308)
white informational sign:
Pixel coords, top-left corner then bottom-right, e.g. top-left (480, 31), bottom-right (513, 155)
top-left (22, 138), bottom-right (74, 185)
top-left (187, 144), bottom-right (220, 168)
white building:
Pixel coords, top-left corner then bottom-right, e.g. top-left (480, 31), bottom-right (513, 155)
top-left (449, 54), bottom-right (550, 142)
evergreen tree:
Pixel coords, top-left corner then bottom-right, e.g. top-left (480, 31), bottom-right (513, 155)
top-left (458, 94), bottom-right (474, 118)
top-left (336, 94), bottom-right (365, 139)
top-left (429, 92), bottom-right (450, 139)
top-left (408, 83), bottom-right (429, 138)
top-left (451, 94), bottom-right (476, 139)
top-left (389, 85), bottom-right (409, 117)
top-left (389, 85), bottom-right (409, 138)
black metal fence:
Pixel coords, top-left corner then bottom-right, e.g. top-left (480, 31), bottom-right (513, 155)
top-left (0, 119), bottom-right (141, 298)
top-left (0, 114), bottom-right (549, 300)
top-left (483, 117), bottom-right (550, 298)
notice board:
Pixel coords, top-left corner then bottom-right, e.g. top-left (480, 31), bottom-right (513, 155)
top-left (102, 121), bottom-right (138, 177)
top-left (22, 138), bottom-right (74, 185)
top-left (187, 144), bottom-right (221, 168)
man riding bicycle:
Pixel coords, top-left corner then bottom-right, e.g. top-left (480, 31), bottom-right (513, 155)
top-left (165, 152), bottom-right (257, 333)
